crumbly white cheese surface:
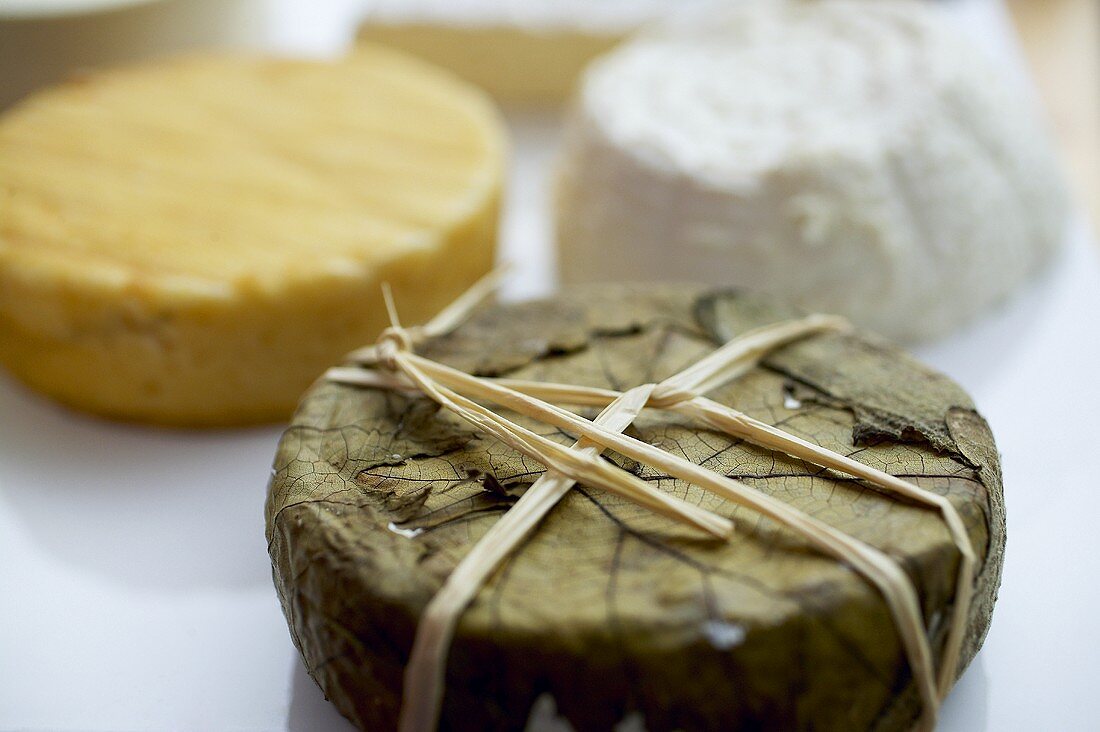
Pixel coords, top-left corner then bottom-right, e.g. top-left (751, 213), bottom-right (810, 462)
top-left (556, 0), bottom-right (1068, 341)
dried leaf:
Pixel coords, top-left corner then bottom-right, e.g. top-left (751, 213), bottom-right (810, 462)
top-left (266, 286), bottom-right (1003, 731)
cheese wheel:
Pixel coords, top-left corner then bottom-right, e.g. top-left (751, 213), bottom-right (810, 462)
top-left (555, 0), bottom-right (1069, 342)
top-left (268, 285), bottom-right (1005, 731)
top-left (358, 1), bottom-right (712, 104)
top-left (0, 47), bottom-right (505, 426)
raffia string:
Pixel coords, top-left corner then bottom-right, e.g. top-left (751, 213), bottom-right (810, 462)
top-left (325, 274), bottom-right (976, 732)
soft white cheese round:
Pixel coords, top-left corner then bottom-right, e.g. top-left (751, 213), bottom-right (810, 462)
top-left (555, 0), bottom-right (1069, 341)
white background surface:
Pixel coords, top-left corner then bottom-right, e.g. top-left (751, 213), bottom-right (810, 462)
top-left (2, 1), bottom-right (1098, 730)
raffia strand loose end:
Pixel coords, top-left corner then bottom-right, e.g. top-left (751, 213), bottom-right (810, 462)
top-left (325, 273), bottom-right (976, 732)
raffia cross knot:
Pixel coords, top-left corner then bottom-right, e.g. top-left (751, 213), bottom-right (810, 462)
top-left (326, 274), bottom-right (976, 732)
top-left (374, 326), bottom-right (414, 371)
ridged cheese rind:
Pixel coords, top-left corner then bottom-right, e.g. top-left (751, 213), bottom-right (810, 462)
top-left (0, 47), bottom-right (505, 425)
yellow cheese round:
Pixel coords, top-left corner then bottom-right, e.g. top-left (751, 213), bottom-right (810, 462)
top-left (356, 2), bottom-right (722, 105)
top-left (358, 23), bottom-right (622, 104)
top-left (0, 47), bottom-right (505, 426)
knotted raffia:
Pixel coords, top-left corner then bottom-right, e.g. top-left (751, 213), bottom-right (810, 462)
top-left (326, 273), bottom-right (976, 732)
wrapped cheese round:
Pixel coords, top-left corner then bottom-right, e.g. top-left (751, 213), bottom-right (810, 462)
top-left (266, 284), bottom-right (1004, 731)
top-left (0, 46), bottom-right (505, 425)
top-left (556, 0), bottom-right (1068, 341)
top-left (358, 1), bottom-right (712, 104)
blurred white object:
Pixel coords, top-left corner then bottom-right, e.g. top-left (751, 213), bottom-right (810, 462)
top-left (556, 0), bottom-right (1069, 342)
top-left (366, 0), bottom-right (709, 32)
top-left (0, 0), bottom-right (270, 109)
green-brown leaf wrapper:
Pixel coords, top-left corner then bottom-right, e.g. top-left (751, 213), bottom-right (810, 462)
top-left (266, 285), bottom-right (1005, 731)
